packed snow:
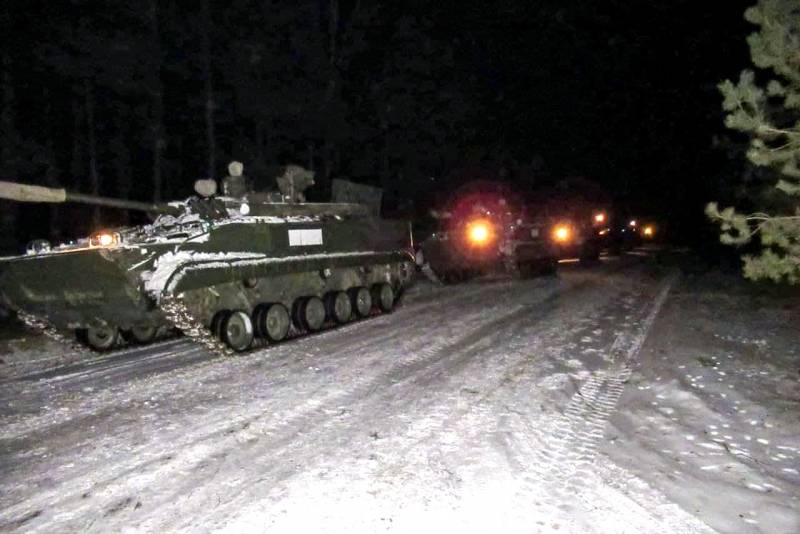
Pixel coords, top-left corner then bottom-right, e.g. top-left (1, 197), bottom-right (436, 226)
top-left (0, 253), bottom-right (797, 533)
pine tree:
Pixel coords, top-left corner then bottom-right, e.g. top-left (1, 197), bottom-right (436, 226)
top-left (707, 0), bottom-right (800, 283)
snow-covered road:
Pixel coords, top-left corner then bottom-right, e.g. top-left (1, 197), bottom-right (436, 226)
top-left (1, 254), bottom-right (797, 533)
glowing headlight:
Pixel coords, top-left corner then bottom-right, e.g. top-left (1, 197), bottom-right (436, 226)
top-left (594, 213), bottom-right (606, 223)
top-left (629, 219), bottom-right (637, 227)
top-left (89, 231), bottom-right (121, 248)
top-left (466, 220), bottom-right (492, 245)
top-left (553, 224), bottom-right (571, 243)
top-left (643, 225), bottom-right (654, 237)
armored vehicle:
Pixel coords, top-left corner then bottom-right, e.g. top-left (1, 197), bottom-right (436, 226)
top-left (417, 190), bottom-right (560, 282)
top-left (527, 177), bottom-right (613, 263)
top-left (0, 166), bottom-right (415, 354)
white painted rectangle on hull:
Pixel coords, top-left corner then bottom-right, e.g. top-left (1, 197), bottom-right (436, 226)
top-left (288, 228), bottom-right (323, 246)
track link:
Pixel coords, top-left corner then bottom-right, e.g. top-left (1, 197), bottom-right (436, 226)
top-left (159, 295), bottom-right (233, 358)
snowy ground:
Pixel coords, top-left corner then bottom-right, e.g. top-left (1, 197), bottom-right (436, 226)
top-left (0, 251), bottom-right (797, 533)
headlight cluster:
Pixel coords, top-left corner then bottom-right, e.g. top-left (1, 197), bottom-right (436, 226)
top-left (89, 231), bottom-right (121, 248)
top-left (552, 224), bottom-right (571, 243)
top-left (465, 219), bottom-right (494, 246)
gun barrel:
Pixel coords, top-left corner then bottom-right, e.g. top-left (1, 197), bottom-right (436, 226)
top-left (0, 180), bottom-right (177, 215)
top-left (65, 192), bottom-right (174, 214)
top-left (0, 181), bottom-right (67, 203)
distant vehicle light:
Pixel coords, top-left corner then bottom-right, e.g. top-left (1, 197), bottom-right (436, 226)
top-left (629, 219), bottom-right (637, 227)
top-left (466, 219), bottom-right (492, 246)
top-left (643, 225), bottom-right (654, 237)
top-left (553, 224), bottom-right (571, 243)
top-left (598, 229), bottom-right (608, 236)
top-left (89, 231), bottom-right (120, 248)
top-left (594, 213), bottom-right (605, 223)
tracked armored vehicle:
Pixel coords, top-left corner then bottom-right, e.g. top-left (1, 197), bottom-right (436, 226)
top-left (0, 167), bottom-right (414, 354)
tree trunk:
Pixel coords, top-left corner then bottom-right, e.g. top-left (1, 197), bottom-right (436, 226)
top-left (307, 141), bottom-right (315, 172)
top-left (318, 0), bottom-right (341, 191)
top-left (70, 98), bottom-right (83, 182)
top-left (41, 88), bottom-right (62, 241)
top-left (0, 53), bottom-right (18, 252)
top-left (255, 121), bottom-right (265, 166)
top-left (148, 0), bottom-right (165, 202)
top-left (380, 115), bottom-right (391, 188)
top-left (84, 78), bottom-right (101, 228)
top-left (113, 114), bottom-right (132, 225)
top-left (201, 0), bottom-right (216, 179)
top-left (328, 0), bottom-right (338, 67)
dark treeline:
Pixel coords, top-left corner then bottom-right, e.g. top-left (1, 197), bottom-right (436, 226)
top-left (1, 0), bottom-right (752, 249)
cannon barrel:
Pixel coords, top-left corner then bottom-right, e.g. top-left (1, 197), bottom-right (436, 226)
top-left (0, 180), bottom-right (179, 215)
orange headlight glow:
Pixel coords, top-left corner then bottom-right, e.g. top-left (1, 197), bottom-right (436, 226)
top-left (466, 220), bottom-right (492, 245)
top-left (643, 225), bottom-right (654, 237)
top-left (553, 225), bottom-right (571, 243)
top-left (594, 213), bottom-right (605, 223)
top-left (89, 231), bottom-right (120, 248)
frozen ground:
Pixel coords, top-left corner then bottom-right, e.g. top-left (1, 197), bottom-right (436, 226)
top-left (0, 252), bottom-right (797, 533)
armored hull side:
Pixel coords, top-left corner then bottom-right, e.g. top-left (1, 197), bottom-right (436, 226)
top-left (0, 212), bottom-right (414, 351)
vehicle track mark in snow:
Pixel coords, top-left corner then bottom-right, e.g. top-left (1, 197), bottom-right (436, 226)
top-left (501, 272), bottom-right (699, 529)
top-left (0, 261), bottom-right (676, 532)
top-left (0, 280), bottom-right (572, 530)
top-left (0, 337), bottom-right (188, 384)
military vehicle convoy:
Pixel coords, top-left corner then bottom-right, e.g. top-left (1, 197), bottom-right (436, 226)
top-left (416, 179), bottom-right (609, 282)
top-left (0, 165), bottom-right (415, 354)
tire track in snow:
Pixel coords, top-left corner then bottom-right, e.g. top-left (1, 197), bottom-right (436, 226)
top-left (0, 281), bottom-right (517, 438)
top-left (0, 337), bottom-right (188, 384)
top-left (499, 271), bottom-right (701, 530)
top-left (0, 263), bottom-right (645, 532)
top-left (0, 278), bottom-right (540, 454)
top-left (0, 277), bottom-right (573, 531)
top-left (201, 269), bottom-right (652, 532)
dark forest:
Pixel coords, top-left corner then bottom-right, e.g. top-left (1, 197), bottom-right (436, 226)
top-left (1, 0), bottom-right (752, 249)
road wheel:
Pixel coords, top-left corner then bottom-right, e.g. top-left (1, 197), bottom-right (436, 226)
top-left (372, 283), bottom-right (395, 312)
top-left (349, 287), bottom-right (372, 317)
top-left (86, 322), bottom-right (118, 351)
top-left (326, 291), bottom-right (352, 324)
top-left (295, 296), bottom-right (326, 331)
top-left (211, 310), bottom-right (232, 340)
top-left (254, 303), bottom-right (290, 342)
top-left (222, 310), bottom-right (254, 351)
top-left (122, 323), bottom-right (158, 345)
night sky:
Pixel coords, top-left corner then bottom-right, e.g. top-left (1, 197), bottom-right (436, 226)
top-left (0, 0), bottom-right (755, 248)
